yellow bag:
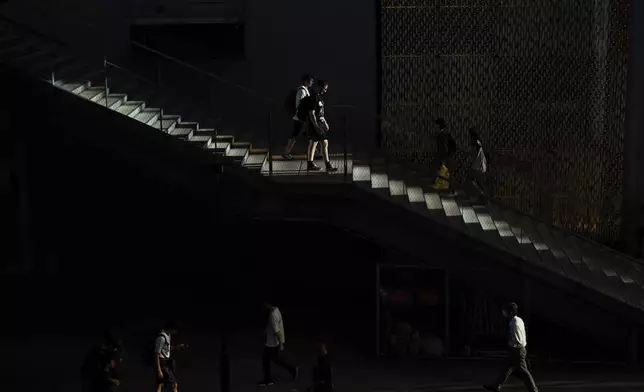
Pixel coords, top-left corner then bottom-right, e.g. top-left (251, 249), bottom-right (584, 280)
top-left (433, 164), bottom-right (450, 189)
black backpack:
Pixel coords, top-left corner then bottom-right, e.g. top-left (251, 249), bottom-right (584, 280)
top-left (284, 87), bottom-right (307, 116)
top-left (141, 333), bottom-right (168, 367)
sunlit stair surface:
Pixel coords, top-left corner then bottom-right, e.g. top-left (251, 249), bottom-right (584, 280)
top-left (2, 17), bottom-right (644, 313)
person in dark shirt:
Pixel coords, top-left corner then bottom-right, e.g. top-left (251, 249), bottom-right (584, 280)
top-left (431, 118), bottom-right (457, 191)
top-left (297, 80), bottom-right (338, 172)
top-left (309, 342), bottom-right (333, 392)
top-left (81, 334), bottom-right (121, 392)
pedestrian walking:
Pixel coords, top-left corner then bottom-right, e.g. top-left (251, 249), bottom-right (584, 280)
top-left (483, 302), bottom-right (538, 392)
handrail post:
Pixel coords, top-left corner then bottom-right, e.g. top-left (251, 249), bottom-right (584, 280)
top-left (103, 56), bottom-right (109, 109)
top-left (268, 110), bottom-right (273, 176)
top-left (343, 113), bottom-right (348, 182)
top-left (156, 62), bottom-right (163, 133)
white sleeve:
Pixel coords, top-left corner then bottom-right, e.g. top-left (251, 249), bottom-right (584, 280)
top-left (154, 336), bottom-right (164, 355)
top-left (294, 88), bottom-right (308, 110)
top-left (270, 311), bottom-right (281, 333)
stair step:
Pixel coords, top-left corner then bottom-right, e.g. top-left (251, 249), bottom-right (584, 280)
top-left (371, 172), bottom-right (389, 189)
top-left (97, 94), bottom-right (127, 109)
top-left (353, 165), bottom-right (371, 182)
top-left (423, 192), bottom-right (449, 225)
top-left (134, 108), bottom-right (161, 126)
top-left (243, 153), bottom-right (267, 169)
top-left (218, 147), bottom-right (250, 163)
top-left (59, 81), bottom-right (90, 94)
top-left (78, 87), bottom-right (108, 102)
top-left (115, 101), bottom-right (145, 117)
top-left (169, 127), bottom-right (194, 138)
top-left (151, 115), bottom-right (181, 133)
top-left (188, 135), bottom-right (212, 148)
top-left (232, 141), bottom-right (251, 149)
top-left (206, 142), bottom-right (231, 154)
top-left (388, 179), bottom-right (407, 196)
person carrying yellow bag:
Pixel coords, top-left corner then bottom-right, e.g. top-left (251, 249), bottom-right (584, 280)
top-left (433, 164), bottom-right (450, 189)
top-left (430, 118), bottom-right (456, 192)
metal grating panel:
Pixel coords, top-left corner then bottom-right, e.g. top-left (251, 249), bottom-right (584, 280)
top-left (261, 160), bottom-right (302, 175)
top-left (407, 186), bottom-right (425, 203)
top-left (424, 193), bottom-right (442, 210)
top-left (477, 213), bottom-right (497, 231)
top-left (97, 95), bottom-right (124, 108)
top-left (190, 135), bottom-right (211, 143)
top-left (170, 128), bottom-right (193, 137)
top-left (116, 103), bottom-right (142, 117)
top-left (227, 148), bottom-right (248, 157)
top-left (494, 220), bottom-right (514, 238)
top-left (389, 179), bottom-right (406, 196)
top-left (244, 153), bottom-right (266, 166)
top-left (380, 0), bottom-right (630, 245)
top-left (371, 173), bottom-right (389, 189)
top-left (461, 206), bottom-right (479, 224)
top-left (134, 109), bottom-right (159, 125)
top-left (78, 88), bottom-right (104, 101)
top-left (441, 197), bottom-right (461, 217)
top-left (353, 165), bottom-right (371, 182)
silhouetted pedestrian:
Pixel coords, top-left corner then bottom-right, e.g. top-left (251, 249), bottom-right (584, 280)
top-left (483, 302), bottom-right (538, 392)
top-left (283, 74), bottom-right (314, 160)
top-left (309, 341), bottom-right (334, 392)
top-left (258, 300), bottom-right (299, 386)
top-left (468, 128), bottom-right (489, 203)
top-left (431, 118), bottom-right (457, 192)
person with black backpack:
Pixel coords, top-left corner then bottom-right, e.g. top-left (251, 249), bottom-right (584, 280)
top-left (283, 74), bottom-right (316, 160)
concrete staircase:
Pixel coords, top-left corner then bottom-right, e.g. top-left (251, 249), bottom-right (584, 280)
top-left (2, 17), bottom-right (644, 316)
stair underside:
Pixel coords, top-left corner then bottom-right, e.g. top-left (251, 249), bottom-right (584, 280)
top-left (2, 18), bottom-right (644, 315)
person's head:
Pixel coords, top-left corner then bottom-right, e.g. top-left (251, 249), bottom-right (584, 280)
top-left (314, 79), bottom-right (329, 95)
top-left (502, 302), bottom-right (518, 318)
top-left (317, 341), bottom-right (328, 355)
top-left (435, 118), bottom-right (446, 130)
top-left (469, 128), bottom-right (479, 144)
top-left (302, 73), bottom-right (314, 88)
top-left (101, 332), bottom-right (118, 350)
top-left (263, 300), bottom-right (274, 311)
top-left (164, 320), bottom-right (179, 335)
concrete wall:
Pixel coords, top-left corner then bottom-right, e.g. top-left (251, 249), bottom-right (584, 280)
top-left (1, 0), bottom-right (378, 148)
top-left (622, 0), bottom-right (644, 257)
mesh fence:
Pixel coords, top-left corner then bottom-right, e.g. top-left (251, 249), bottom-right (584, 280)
top-left (380, 0), bottom-right (630, 245)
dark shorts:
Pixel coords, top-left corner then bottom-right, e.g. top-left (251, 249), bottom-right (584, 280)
top-left (157, 360), bottom-right (177, 385)
top-left (291, 120), bottom-right (306, 138)
top-left (307, 123), bottom-right (328, 142)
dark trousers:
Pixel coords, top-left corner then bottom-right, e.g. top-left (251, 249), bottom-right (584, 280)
top-left (263, 346), bottom-right (296, 381)
top-left (493, 347), bottom-right (538, 392)
top-left (469, 169), bottom-right (489, 200)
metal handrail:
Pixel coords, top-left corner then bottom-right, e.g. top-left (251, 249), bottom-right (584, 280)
top-left (3, 4), bottom-right (638, 265)
top-left (0, 3), bottom-right (278, 105)
top-left (105, 60), bottom-right (155, 86)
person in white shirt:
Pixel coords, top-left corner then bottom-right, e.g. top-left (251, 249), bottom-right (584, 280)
top-left (483, 302), bottom-right (538, 392)
top-left (155, 322), bottom-right (184, 392)
top-left (468, 128), bottom-right (489, 203)
top-left (258, 300), bottom-right (299, 386)
top-left (283, 74), bottom-right (315, 160)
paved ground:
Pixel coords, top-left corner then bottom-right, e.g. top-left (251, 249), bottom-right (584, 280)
top-left (7, 327), bottom-right (644, 392)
